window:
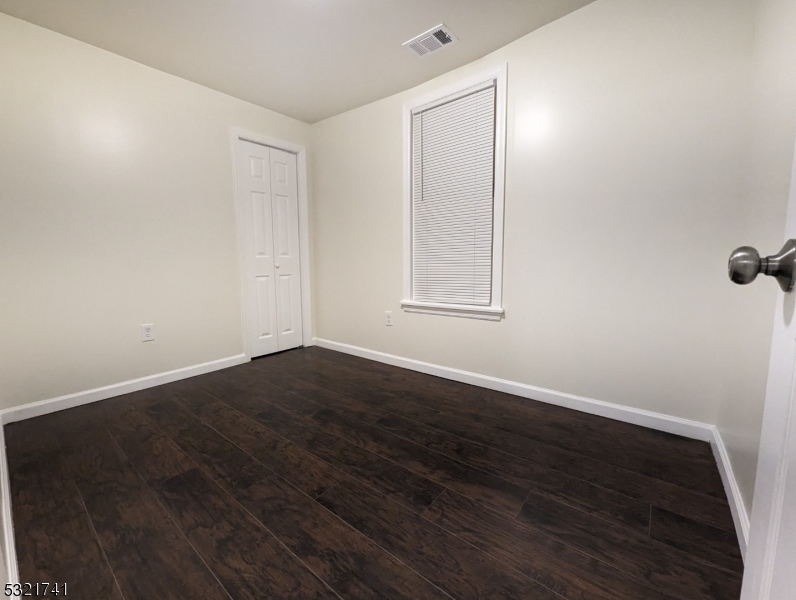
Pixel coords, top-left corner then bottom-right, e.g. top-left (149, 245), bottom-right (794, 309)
top-left (401, 65), bottom-right (507, 321)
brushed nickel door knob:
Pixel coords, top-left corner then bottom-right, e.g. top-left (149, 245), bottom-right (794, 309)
top-left (728, 240), bottom-right (796, 292)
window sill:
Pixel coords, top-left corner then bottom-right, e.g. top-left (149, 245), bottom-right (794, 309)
top-left (400, 300), bottom-right (504, 321)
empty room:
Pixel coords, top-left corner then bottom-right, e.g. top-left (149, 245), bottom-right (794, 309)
top-left (2, 0), bottom-right (796, 598)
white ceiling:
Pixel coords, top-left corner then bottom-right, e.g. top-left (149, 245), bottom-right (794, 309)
top-left (0, 0), bottom-right (594, 123)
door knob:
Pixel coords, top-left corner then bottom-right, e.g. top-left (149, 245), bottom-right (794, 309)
top-left (728, 240), bottom-right (796, 292)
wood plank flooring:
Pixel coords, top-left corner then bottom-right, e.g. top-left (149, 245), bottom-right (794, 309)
top-left (5, 346), bottom-right (744, 599)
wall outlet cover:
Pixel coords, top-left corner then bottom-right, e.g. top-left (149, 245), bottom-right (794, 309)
top-left (141, 323), bottom-right (155, 342)
top-left (385, 311), bottom-right (393, 326)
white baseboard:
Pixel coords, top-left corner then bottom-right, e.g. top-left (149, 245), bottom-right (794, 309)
top-left (0, 426), bottom-right (16, 585)
top-left (313, 338), bottom-right (713, 440)
top-left (0, 342), bottom-right (753, 580)
top-left (313, 337), bottom-right (751, 556)
top-left (710, 427), bottom-right (751, 560)
top-left (0, 354), bottom-right (247, 425)
top-left (0, 352), bottom-right (248, 583)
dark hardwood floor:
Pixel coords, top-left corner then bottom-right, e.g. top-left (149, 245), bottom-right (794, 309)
top-left (5, 346), bottom-right (744, 599)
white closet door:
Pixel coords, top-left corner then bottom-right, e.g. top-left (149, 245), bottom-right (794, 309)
top-left (237, 140), bottom-right (279, 357)
top-left (268, 147), bottom-right (303, 351)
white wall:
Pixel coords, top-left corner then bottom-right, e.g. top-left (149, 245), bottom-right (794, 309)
top-left (716, 0), bottom-right (796, 516)
top-left (0, 13), bottom-right (311, 413)
top-left (310, 0), bottom-right (773, 502)
top-left (0, 16), bottom-right (313, 576)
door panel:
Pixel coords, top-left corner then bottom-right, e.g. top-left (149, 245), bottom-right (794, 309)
top-left (278, 274), bottom-right (294, 334)
top-left (275, 194), bottom-right (291, 258)
top-left (255, 275), bottom-right (276, 340)
top-left (269, 147), bottom-right (303, 350)
top-left (250, 154), bottom-right (266, 180)
top-left (252, 191), bottom-right (273, 258)
top-left (236, 140), bottom-right (278, 357)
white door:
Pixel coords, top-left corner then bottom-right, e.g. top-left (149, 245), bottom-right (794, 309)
top-left (236, 139), bottom-right (303, 357)
top-left (268, 147), bottom-right (304, 351)
top-left (741, 142), bottom-right (796, 599)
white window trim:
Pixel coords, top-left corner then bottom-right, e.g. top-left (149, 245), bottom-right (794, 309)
top-left (401, 64), bottom-right (507, 321)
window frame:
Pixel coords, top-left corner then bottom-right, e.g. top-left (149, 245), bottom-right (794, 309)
top-left (401, 64), bottom-right (507, 321)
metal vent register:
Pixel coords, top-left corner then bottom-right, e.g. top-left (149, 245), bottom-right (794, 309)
top-left (403, 24), bottom-right (457, 57)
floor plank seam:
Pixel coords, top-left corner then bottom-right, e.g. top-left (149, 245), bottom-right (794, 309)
top-left (175, 393), bottom-right (349, 500)
top-left (239, 474), bottom-right (458, 600)
top-left (304, 355), bottom-right (715, 478)
top-left (413, 495), bottom-right (578, 600)
top-left (170, 395), bottom-right (275, 488)
top-left (376, 405), bottom-right (667, 505)
top-left (241, 381), bottom-right (687, 598)
top-left (509, 511), bottom-right (739, 599)
top-left (201, 479), bottom-right (346, 599)
top-left (150, 481), bottom-right (235, 600)
top-left (72, 479), bottom-right (128, 600)
top-left (419, 488), bottom-right (448, 519)
top-left (166, 395), bottom-right (458, 600)
top-left (272, 361), bottom-right (705, 499)
top-left (214, 358), bottom-right (745, 576)
top-left (112, 413), bottom-right (346, 600)
top-left (108, 433), bottom-right (238, 600)
top-left (367, 411), bottom-right (390, 426)
top-left (258, 360), bottom-right (744, 591)
top-left (247, 398), bottom-right (450, 509)
top-left (301, 401), bottom-right (533, 512)
top-left (247, 354), bottom-right (743, 590)
top-left (365, 409), bottom-right (661, 533)
top-left (245, 392), bottom-right (589, 599)
top-left (312, 481), bottom-right (341, 502)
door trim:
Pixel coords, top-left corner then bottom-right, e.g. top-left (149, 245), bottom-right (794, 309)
top-left (230, 128), bottom-right (313, 359)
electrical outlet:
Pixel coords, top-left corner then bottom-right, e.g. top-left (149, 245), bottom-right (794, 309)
top-left (141, 323), bottom-right (155, 342)
top-left (385, 311), bottom-right (393, 326)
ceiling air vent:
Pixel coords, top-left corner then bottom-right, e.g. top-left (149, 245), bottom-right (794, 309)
top-left (403, 24), bottom-right (458, 58)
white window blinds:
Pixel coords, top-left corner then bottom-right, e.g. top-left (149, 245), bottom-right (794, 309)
top-left (411, 83), bottom-right (496, 306)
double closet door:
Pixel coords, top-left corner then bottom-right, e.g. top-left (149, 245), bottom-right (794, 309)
top-left (236, 139), bottom-right (303, 357)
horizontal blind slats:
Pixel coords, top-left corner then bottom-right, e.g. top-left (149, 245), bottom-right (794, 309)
top-left (412, 84), bottom-right (495, 306)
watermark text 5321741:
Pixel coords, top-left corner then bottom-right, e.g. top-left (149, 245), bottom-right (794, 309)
top-left (4, 583), bottom-right (67, 597)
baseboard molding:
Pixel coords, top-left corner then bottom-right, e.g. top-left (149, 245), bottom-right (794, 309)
top-left (0, 352), bottom-right (248, 583)
top-left (0, 354), bottom-right (247, 425)
top-left (313, 337), bottom-right (751, 556)
top-left (313, 338), bottom-right (713, 440)
top-left (710, 426), bottom-right (751, 560)
top-left (0, 342), bottom-right (753, 580)
top-left (0, 426), bottom-right (16, 585)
